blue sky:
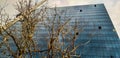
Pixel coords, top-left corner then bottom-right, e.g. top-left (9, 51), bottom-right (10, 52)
top-left (0, 0), bottom-right (120, 38)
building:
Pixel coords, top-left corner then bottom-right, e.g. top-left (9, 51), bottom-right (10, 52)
top-left (60, 4), bottom-right (120, 58)
top-left (0, 4), bottom-right (120, 58)
top-left (44, 4), bottom-right (120, 58)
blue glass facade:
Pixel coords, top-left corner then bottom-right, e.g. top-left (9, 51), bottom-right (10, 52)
top-left (34, 4), bottom-right (120, 58)
top-left (44, 4), bottom-right (120, 58)
top-left (56, 4), bottom-right (120, 58)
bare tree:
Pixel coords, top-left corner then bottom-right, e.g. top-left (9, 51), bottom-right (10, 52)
top-left (0, 0), bottom-right (47, 58)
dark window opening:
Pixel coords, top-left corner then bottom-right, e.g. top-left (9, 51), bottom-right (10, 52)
top-left (76, 32), bottom-right (79, 35)
top-left (111, 56), bottom-right (114, 58)
top-left (80, 10), bottom-right (82, 12)
top-left (94, 5), bottom-right (96, 7)
top-left (98, 26), bottom-right (102, 30)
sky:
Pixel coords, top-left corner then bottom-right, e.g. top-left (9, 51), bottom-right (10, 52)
top-left (0, 0), bottom-right (120, 38)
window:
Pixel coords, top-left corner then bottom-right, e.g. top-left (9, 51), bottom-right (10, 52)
top-left (98, 26), bottom-right (102, 30)
top-left (80, 10), bottom-right (82, 12)
top-left (94, 5), bottom-right (96, 7)
top-left (76, 32), bottom-right (79, 35)
top-left (110, 56), bottom-right (114, 58)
